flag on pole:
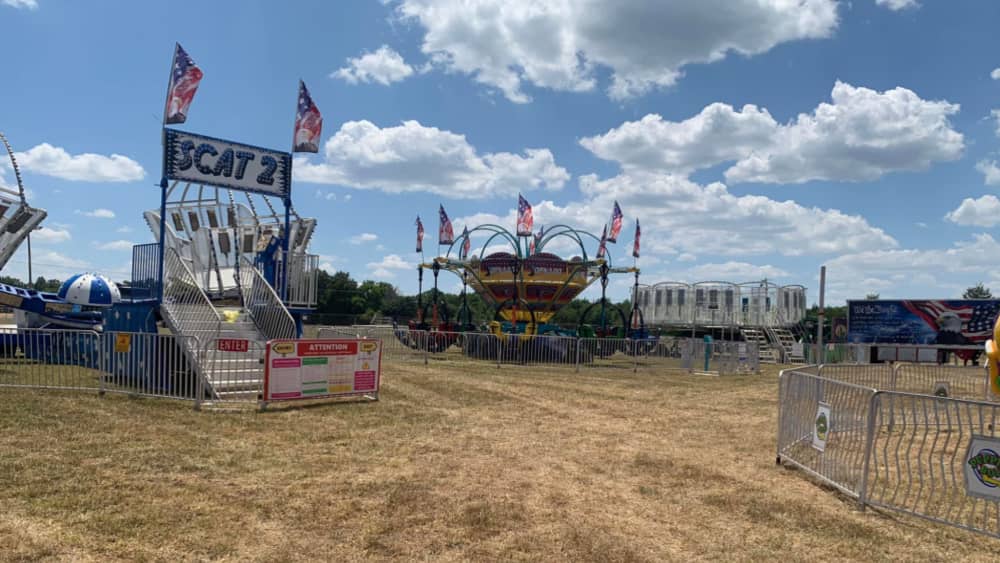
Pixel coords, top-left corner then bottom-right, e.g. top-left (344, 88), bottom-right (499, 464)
top-left (632, 219), bottom-right (641, 259)
top-left (293, 80), bottom-right (323, 153)
top-left (516, 194), bottom-right (533, 236)
top-left (461, 226), bottom-right (471, 260)
top-left (164, 43), bottom-right (204, 125)
top-left (532, 225), bottom-right (544, 255)
top-left (607, 201), bottom-right (624, 243)
top-left (415, 216), bottom-right (424, 253)
top-left (597, 224), bottom-right (608, 259)
top-left (439, 205), bottom-right (454, 245)
top-left (529, 238), bottom-right (535, 256)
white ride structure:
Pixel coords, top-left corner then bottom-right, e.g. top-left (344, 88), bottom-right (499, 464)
top-left (0, 132), bottom-right (47, 271)
top-left (636, 280), bottom-right (807, 328)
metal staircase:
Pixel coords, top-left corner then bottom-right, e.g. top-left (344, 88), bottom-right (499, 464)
top-left (764, 327), bottom-right (805, 364)
top-left (160, 248), bottom-right (295, 401)
top-left (741, 327), bottom-right (776, 363)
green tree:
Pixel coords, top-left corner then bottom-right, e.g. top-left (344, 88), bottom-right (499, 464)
top-left (963, 283), bottom-right (993, 299)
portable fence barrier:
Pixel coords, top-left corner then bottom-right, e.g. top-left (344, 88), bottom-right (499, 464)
top-left (777, 363), bottom-right (1000, 540)
top-left (314, 326), bottom-right (760, 375)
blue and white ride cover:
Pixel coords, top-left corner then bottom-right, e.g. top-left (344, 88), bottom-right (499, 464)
top-left (57, 273), bottom-right (121, 307)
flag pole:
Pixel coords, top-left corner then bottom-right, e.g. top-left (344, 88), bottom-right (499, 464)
top-left (156, 43), bottom-right (178, 304)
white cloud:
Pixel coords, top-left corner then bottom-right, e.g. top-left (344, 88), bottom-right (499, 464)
top-left (95, 240), bottom-right (135, 251)
top-left (977, 160), bottom-right (1000, 186)
top-left (945, 195), bottom-right (1000, 227)
top-left (31, 227), bottom-right (70, 243)
top-left (676, 261), bottom-right (790, 281)
top-left (350, 233), bottom-right (378, 244)
top-left (367, 254), bottom-right (413, 279)
top-left (677, 253), bottom-right (697, 263)
top-left (75, 208), bottom-right (115, 219)
top-left (294, 120), bottom-right (569, 198)
top-left (992, 68), bottom-right (1000, 81)
top-left (2, 0), bottom-right (38, 8)
top-left (395, 0), bottom-right (839, 102)
top-left (334, 45), bottom-right (415, 85)
top-left (875, 0), bottom-right (918, 10)
top-left (15, 143), bottom-right (145, 182)
top-left (582, 82), bottom-right (963, 184)
top-left (116, 226), bottom-right (132, 233)
top-left (821, 236), bottom-right (1000, 303)
top-left (990, 109), bottom-right (1000, 137)
top-left (456, 172), bottom-right (897, 259)
top-left (34, 250), bottom-right (88, 270)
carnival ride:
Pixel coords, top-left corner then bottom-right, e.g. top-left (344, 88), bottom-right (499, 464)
top-left (0, 126), bottom-right (318, 400)
top-left (399, 220), bottom-right (654, 361)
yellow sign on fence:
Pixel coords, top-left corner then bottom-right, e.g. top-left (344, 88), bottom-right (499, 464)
top-left (115, 334), bottom-right (131, 353)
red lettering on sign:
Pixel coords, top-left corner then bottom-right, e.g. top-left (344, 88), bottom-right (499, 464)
top-left (297, 340), bottom-right (358, 356)
top-left (217, 339), bottom-right (249, 352)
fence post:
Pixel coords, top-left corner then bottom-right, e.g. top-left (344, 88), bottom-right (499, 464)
top-left (423, 332), bottom-right (429, 366)
top-left (193, 335), bottom-right (205, 412)
top-left (857, 391), bottom-right (881, 511)
top-left (96, 331), bottom-right (106, 396)
top-left (575, 338), bottom-right (581, 373)
top-left (633, 339), bottom-right (638, 373)
top-left (496, 334), bottom-right (501, 369)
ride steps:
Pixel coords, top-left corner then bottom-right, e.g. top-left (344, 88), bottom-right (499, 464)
top-left (766, 327), bottom-right (804, 364)
top-left (160, 302), bottom-right (267, 401)
top-left (741, 328), bottom-right (776, 363)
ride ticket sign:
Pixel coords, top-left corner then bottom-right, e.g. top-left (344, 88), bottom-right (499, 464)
top-left (263, 339), bottom-right (381, 403)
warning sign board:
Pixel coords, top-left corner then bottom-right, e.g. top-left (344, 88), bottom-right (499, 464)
top-left (263, 339), bottom-right (381, 403)
top-left (115, 334), bottom-right (131, 353)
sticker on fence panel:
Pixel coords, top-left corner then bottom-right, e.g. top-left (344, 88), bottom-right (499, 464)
top-left (813, 403), bottom-right (831, 452)
top-left (964, 436), bottom-right (1000, 500)
top-left (933, 381), bottom-right (950, 399)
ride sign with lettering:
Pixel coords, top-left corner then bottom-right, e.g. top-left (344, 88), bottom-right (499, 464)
top-left (163, 128), bottom-right (291, 197)
top-left (263, 339), bottom-right (382, 404)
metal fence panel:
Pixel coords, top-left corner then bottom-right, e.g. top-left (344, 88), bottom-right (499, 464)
top-left (891, 364), bottom-right (989, 401)
top-left (0, 328), bottom-right (102, 392)
top-left (863, 392), bottom-right (1000, 538)
top-left (777, 368), bottom-right (877, 498)
top-left (103, 331), bottom-right (202, 400)
top-left (818, 363), bottom-right (895, 390)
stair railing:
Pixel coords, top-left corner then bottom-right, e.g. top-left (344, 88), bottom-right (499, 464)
top-left (238, 255), bottom-right (296, 341)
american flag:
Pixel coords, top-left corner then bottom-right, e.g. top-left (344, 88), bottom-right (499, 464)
top-left (164, 43), bottom-right (204, 125)
top-left (607, 201), bottom-right (623, 243)
top-left (461, 226), bottom-right (471, 260)
top-left (904, 300), bottom-right (1000, 342)
top-left (293, 80), bottom-right (322, 153)
top-left (517, 194), bottom-right (533, 236)
top-left (597, 224), bottom-right (608, 259)
top-left (533, 225), bottom-right (544, 254)
top-left (415, 216), bottom-right (424, 253)
top-left (439, 205), bottom-right (454, 245)
top-left (632, 218), bottom-right (641, 259)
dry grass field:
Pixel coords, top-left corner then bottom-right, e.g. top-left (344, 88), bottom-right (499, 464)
top-left (2, 359), bottom-right (999, 561)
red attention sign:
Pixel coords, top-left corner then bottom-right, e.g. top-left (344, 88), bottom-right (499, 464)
top-left (297, 340), bottom-right (358, 357)
top-left (217, 339), bottom-right (249, 352)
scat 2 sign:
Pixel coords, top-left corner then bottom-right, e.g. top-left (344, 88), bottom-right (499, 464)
top-left (164, 128), bottom-right (291, 198)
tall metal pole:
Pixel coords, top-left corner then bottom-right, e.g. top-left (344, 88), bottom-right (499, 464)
top-left (26, 233), bottom-right (32, 287)
top-left (817, 265), bottom-right (826, 364)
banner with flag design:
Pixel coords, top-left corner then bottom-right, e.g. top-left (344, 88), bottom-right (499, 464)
top-left (416, 216), bottom-right (424, 253)
top-left (517, 194), bottom-right (533, 236)
top-left (632, 219), bottom-right (641, 259)
top-left (164, 43), bottom-right (204, 125)
top-left (293, 80), bottom-right (322, 153)
top-left (608, 201), bottom-right (623, 243)
top-left (439, 205), bottom-right (454, 245)
top-left (597, 224), bottom-right (608, 259)
top-left (461, 226), bottom-right (471, 259)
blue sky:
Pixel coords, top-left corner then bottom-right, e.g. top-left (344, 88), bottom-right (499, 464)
top-left (2, 0), bottom-right (1000, 304)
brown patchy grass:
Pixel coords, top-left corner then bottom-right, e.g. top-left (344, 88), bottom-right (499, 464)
top-left (1, 361), bottom-right (999, 561)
